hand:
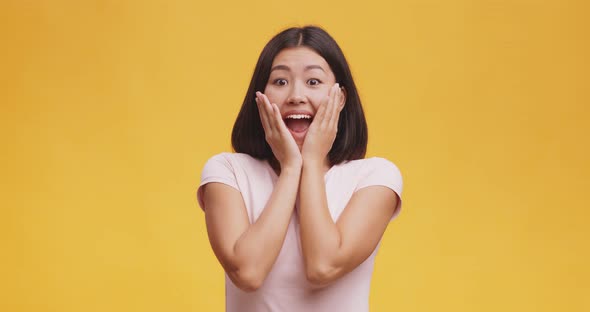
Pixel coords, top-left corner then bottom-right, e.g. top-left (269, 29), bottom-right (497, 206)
top-left (301, 83), bottom-right (345, 165)
top-left (256, 91), bottom-right (303, 170)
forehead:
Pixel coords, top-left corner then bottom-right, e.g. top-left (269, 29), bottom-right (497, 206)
top-left (271, 47), bottom-right (331, 72)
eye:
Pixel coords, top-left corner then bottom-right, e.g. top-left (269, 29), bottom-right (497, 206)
top-left (307, 79), bottom-right (321, 86)
top-left (273, 78), bottom-right (288, 86)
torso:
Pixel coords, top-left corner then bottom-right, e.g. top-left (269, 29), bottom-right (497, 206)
top-left (218, 153), bottom-right (390, 312)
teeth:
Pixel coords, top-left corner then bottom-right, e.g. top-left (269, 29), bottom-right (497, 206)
top-left (285, 114), bottom-right (312, 119)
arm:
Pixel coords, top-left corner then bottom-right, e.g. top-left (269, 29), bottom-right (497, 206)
top-left (202, 91), bottom-right (303, 292)
top-left (202, 165), bottom-right (300, 292)
top-left (298, 164), bottom-right (399, 286)
top-left (298, 83), bottom-right (400, 285)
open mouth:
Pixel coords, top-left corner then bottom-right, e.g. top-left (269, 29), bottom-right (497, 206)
top-left (284, 114), bottom-right (313, 133)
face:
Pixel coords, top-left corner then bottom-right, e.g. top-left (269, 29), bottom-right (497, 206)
top-left (263, 46), bottom-right (344, 147)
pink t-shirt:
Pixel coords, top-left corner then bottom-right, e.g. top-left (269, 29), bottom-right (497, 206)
top-left (197, 153), bottom-right (403, 312)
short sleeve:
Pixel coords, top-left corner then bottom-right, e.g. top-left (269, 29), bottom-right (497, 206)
top-left (355, 157), bottom-right (404, 220)
top-left (196, 153), bottom-right (240, 211)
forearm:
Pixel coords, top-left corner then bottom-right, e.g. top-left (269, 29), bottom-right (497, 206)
top-left (298, 161), bottom-right (343, 281)
top-left (231, 166), bottom-right (301, 283)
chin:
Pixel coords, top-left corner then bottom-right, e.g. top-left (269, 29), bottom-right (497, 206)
top-left (293, 136), bottom-right (305, 150)
top-left (289, 128), bottom-right (308, 145)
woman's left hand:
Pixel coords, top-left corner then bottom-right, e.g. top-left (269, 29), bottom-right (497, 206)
top-left (301, 83), bottom-right (345, 165)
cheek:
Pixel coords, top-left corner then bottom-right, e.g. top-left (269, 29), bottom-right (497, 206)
top-left (310, 90), bottom-right (330, 109)
top-left (263, 86), bottom-right (285, 104)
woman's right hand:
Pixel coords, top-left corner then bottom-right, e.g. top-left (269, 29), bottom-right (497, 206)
top-left (256, 91), bottom-right (302, 171)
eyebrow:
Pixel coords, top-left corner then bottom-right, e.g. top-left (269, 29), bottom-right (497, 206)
top-left (270, 64), bottom-right (326, 73)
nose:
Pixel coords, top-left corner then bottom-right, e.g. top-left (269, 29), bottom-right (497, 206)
top-left (287, 82), bottom-right (307, 105)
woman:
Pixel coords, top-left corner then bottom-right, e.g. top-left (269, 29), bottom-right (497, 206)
top-left (197, 25), bottom-right (403, 312)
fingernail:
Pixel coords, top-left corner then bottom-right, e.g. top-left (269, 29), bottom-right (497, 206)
top-left (335, 83), bottom-right (339, 88)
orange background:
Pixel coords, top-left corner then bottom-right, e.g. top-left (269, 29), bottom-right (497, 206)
top-left (1, 0), bottom-right (588, 311)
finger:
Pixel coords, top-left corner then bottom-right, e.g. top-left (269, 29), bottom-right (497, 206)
top-left (331, 83), bottom-right (342, 123)
top-left (256, 92), bottom-right (273, 134)
top-left (271, 103), bottom-right (289, 134)
top-left (260, 92), bottom-right (275, 117)
top-left (261, 93), bottom-right (280, 131)
top-left (322, 83), bottom-right (338, 128)
top-left (313, 95), bottom-right (329, 129)
top-left (329, 84), bottom-right (342, 128)
top-left (255, 93), bottom-right (270, 132)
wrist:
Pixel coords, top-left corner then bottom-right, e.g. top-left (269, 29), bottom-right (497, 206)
top-left (278, 154), bottom-right (302, 170)
top-left (280, 164), bottom-right (302, 175)
top-left (303, 158), bottom-right (328, 171)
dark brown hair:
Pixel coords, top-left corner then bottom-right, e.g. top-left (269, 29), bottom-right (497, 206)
top-left (231, 25), bottom-right (368, 165)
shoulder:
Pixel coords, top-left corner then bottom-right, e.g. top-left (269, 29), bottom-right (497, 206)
top-left (352, 157), bottom-right (404, 218)
top-left (198, 153), bottom-right (265, 209)
top-left (338, 157), bottom-right (402, 177)
top-left (337, 157), bottom-right (403, 195)
top-left (363, 157), bottom-right (402, 177)
top-left (203, 152), bottom-right (264, 170)
top-left (205, 152), bottom-right (253, 163)
top-left (201, 153), bottom-right (272, 183)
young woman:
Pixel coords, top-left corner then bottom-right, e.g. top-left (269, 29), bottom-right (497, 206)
top-left (197, 25), bottom-right (403, 312)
